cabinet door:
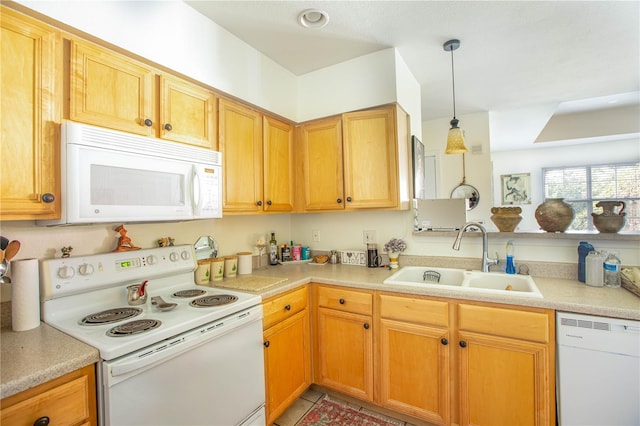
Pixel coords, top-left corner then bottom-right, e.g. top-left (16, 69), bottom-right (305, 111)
top-left (315, 307), bottom-right (373, 401)
top-left (70, 40), bottom-right (155, 136)
top-left (263, 310), bottom-right (311, 424)
top-left (263, 116), bottom-right (294, 212)
top-left (218, 99), bottom-right (263, 213)
top-left (1, 7), bottom-right (61, 220)
top-left (159, 75), bottom-right (216, 149)
top-left (298, 117), bottom-right (344, 211)
top-left (342, 106), bottom-right (398, 209)
top-left (379, 322), bottom-right (450, 424)
top-left (458, 331), bottom-right (553, 426)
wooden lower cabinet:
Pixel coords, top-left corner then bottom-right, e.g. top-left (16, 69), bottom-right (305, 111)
top-left (0, 364), bottom-right (97, 426)
top-left (262, 286), bottom-right (311, 424)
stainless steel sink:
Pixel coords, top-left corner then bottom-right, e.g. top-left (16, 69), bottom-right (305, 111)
top-left (383, 266), bottom-right (543, 298)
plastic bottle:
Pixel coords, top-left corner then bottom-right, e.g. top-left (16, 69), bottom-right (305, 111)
top-left (585, 251), bottom-right (604, 287)
top-left (505, 240), bottom-right (516, 274)
top-left (578, 241), bottom-right (595, 283)
top-left (603, 251), bottom-right (621, 288)
top-left (269, 232), bottom-right (278, 265)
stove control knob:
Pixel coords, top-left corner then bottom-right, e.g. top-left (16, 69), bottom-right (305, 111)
top-left (78, 263), bottom-right (94, 276)
top-left (169, 252), bottom-right (179, 262)
top-left (146, 255), bottom-right (158, 265)
top-left (180, 250), bottom-right (191, 260)
top-left (57, 266), bottom-right (75, 279)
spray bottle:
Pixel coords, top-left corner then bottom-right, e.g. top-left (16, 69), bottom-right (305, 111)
top-left (505, 240), bottom-right (516, 274)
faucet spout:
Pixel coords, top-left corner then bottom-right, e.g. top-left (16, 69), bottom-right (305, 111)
top-left (452, 222), bottom-right (498, 272)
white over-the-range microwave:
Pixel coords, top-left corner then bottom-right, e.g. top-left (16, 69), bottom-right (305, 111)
top-left (38, 121), bottom-right (222, 226)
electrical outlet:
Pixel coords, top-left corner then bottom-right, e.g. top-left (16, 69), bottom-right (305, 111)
top-left (312, 230), bottom-right (320, 242)
top-left (363, 230), bottom-right (376, 244)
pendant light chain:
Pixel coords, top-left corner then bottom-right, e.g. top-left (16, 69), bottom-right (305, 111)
top-left (451, 47), bottom-right (457, 119)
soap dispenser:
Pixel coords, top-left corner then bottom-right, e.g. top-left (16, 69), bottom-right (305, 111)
top-left (505, 240), bottom-right (516, 274)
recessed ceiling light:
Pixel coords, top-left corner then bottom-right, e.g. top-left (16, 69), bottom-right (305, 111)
top-left (298, 9), bottom-right (329, 29)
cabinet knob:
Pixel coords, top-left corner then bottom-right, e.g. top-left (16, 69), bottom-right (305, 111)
top-left (41, 193), bottom-right (55, 203)
top-left (164, 123), bottom-right (173, 131)
top-left (441, 338), bottom-right (449, 345)
top-left (459, 341), bottom-right (467, 348)
top-left (284, 304), bottom-right (291, 311)
top-left (346, 196), bottom-right (352, 202)
top-left (337, 198), bottom-right (342, 204)
top-left (364, 323), bottom-right (370, 329)
top-left (264, 341), bottom-right (270, 348)
top-left (33, 417), bottom-right (50, 426)
top-left (143, 118), bottom-right (153, 127)
top-left (266, 200), bottom-right (272, 206)
top-left (339, 298), bottom-right (345, 304)
top-left (256, 200), bottom-right (263, 206)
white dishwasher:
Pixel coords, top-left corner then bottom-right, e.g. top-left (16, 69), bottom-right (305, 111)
top-left (556, 312), bottom-right (640, 426)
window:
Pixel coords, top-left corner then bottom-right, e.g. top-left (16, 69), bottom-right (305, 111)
top-left (542, 162), bottom-right (640, 232)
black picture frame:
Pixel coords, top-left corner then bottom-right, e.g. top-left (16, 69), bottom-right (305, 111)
top-left (412, 135), bottom-right (425, 199)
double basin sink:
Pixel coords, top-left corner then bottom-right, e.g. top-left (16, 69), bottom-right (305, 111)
top-left (383, 266), bottom-right (543, 298)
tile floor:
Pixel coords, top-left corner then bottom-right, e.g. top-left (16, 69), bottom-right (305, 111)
top-left (271, 387), bottom-right (421, 426)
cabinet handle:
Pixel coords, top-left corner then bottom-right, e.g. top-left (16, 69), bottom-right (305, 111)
top-left (41, 193), bottom-right (55, 203)
top-left (364, 323), bottom-right (370, 329)
top-left (441, 338), bottom-right (448, 345)
top-left (459, 341), bottom-right (467, 348)
top-left (284, 304), bottom-right (291, 311)
top-left (266, 200), bottom-right (272, 206)
top-left (256, 200), bottom-right (263, 206)
top-left (143, 118), bottom-right (153, 127)
top-left (337, 198), bottom-right (342, 204)
top-left (33, 417), bottom-right (50, 426)
top-left (164, 123), bottom-right (173, 131)
top-left (346, 196), bottom-right (352, 202)
top-left (264, 341), bottom-right (270, 348)
top-left (339, 298), bottom-right (345, 304)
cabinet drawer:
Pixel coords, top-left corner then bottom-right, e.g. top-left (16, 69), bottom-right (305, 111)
top-left (1, 370), bottom-right (92, 426)
top-left (379, 293), bottom-right (449, 327)
top-left (263, 286), bottom-right (308, 330)
top-left (316, 285), bottom-right (372, 315)
top-left (458, 304), bottom-right (551, 343)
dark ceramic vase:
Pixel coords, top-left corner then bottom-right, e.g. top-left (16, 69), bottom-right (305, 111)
top-left (535, 198), bottom-right (574, 232)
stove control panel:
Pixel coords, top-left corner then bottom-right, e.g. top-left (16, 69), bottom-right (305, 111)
top-left (41, 245), bottom-right (196, 300)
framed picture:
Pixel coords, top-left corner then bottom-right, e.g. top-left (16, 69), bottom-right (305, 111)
top-left (501, 173), bottom-right (531, 205)
top-left (412, 135), bottom-right (425, 199)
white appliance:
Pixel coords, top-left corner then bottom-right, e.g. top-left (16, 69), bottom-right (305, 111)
top-left (40, 245), bottom-right (265, 426)
top-left (38, 121), bottom-right (222, 225)
top-left (556, 311), bottom-right (640, 425)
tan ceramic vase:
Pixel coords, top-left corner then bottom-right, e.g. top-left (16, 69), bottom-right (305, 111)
top-left (535, 198), bottom-right (574, 232)
top-left (490, 207), bottom-right (523, 232)
top-left (592, 200), bottom-right (625, 233)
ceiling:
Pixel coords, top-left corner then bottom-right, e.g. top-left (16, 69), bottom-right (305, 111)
top-left (185, 1), bottom-right (640, 151)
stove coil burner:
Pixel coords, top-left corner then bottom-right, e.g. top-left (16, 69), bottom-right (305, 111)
top-left (79, 307), bottom-right (143, 325)
top-left (107, 319), bottom-right (162, 337)
top-left (172, 289), bottom-right (207, 298)
top-left (190, 294), bottom-right (238, 308)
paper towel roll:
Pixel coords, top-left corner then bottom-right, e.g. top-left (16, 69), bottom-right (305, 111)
top-left (237, 252), bottom-right (252, 275)
top-left (11, 258), bottom-right (41, 331)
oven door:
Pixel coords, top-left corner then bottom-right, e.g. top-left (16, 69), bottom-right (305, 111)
top-left (99, 306), bottom-right (265, 426)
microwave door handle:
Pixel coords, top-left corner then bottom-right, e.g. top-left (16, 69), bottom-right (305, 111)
top-left (191, 166), bottom-right (201, 214)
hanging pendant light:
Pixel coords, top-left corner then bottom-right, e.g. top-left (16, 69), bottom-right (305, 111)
top-left (443, 39), bottom-right (468, 154)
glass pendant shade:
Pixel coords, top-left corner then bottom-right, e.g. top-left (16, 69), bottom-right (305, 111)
top-left (445, 118), bottom-right (468, 154)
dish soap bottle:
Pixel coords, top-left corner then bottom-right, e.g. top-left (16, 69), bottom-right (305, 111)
top-left (505, 240), bottom-right (516, 274)
top-left (603, 251), bottom-right (621, 288)
top-left (269, 232), bottom-right (278, 265)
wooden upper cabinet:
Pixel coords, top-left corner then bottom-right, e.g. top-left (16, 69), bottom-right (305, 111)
top-left (1, 7), bottom-right (61, 220)
top-left (70, 40), bottom-right (155, 136)
top-left (69, 40), bottom-right (216, 148)
top-left (263, 115), bottom-right (294, 212)
top-left (218, 98), bottom-right (263, 213)
top-left (159, 75), bottom-right (216, 149)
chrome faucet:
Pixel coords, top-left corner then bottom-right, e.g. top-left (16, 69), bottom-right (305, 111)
top-left (452, 222), bottom-right (498, 272)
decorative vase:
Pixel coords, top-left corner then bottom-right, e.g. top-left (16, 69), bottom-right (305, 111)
top-left (490, 207), bottom-right (523, 232)
top-left (388, 253), bottom-right (400, 269)
top-left (592, 200), bottom-right (626, 233)
top-left (535, 198), bottom-right (574, 232)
